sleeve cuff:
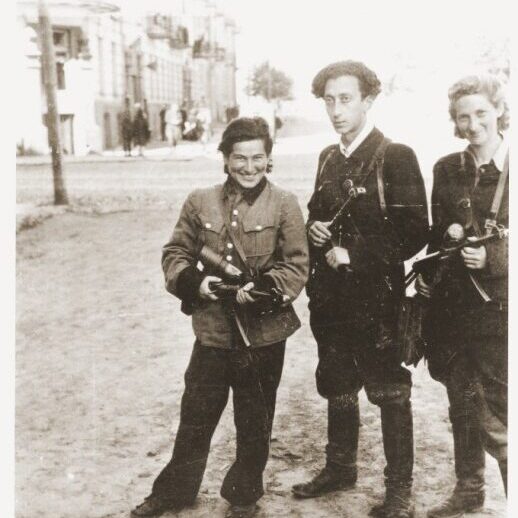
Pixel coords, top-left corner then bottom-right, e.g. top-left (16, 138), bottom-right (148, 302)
top-left (253, 274), bottom-right (276, 292)
top-left (175, 265), bottom-right (204, 303)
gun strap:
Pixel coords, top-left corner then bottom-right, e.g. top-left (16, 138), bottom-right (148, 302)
top-left (217, 196), bottom-right (254, 278)
top-left (340, 137), bottom-right (392, 266)
top-left (486, 150), bottom-right (509, 234)
top-left (374, 138), bottom-right (392, 218)
top-left (315, 147), bottom-right (337, 188)
top-left (466, 150), bottom-right (508, 302)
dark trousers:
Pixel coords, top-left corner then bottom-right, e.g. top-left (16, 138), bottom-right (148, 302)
top-left (122, 135), bottom-right (132, 153)
top-left (442, 353), bottom-right (486, 494)
top-left (151, 340), bottom-right (286, 506)
top-left (439, 335), bottom-right (507, 492)
top-left (310, 317), bottom-right (413, 487)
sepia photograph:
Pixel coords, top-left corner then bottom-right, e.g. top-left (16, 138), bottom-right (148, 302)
top-left (12, 0), bottom-right (511, 516)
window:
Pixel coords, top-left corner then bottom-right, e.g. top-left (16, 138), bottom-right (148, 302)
top-left (56, 62), bottom-right (66, 90)
top-left (98, 36), bottom-right (104, 95)
top-left (111, 42), bottom-right (117, 96)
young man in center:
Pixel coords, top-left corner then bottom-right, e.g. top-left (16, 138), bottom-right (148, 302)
top-left (292, 61), bottom-right (429, 518)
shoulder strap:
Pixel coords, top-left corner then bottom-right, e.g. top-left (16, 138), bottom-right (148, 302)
top-left (486, 151), bottom-right (509, 234)
top-left (314, 146), bottom-right (337, 188)
top-left (373, 138), bottom-right (392, 218)
top-left (216, 195), bottom-right (254, 277)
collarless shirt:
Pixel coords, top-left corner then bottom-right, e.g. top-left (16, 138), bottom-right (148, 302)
top-left (338, 119), bottom-right (374, 158)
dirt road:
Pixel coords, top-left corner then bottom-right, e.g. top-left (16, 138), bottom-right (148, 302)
top-left (16, 124), bottom-right (505, 516)
top-left (16, 206), bottom-right (505, 518)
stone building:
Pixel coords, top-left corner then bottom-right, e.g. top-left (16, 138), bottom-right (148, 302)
top-left (16, 0), bottom-right (237, 155)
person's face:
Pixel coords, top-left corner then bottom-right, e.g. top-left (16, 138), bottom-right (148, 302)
top-left (453, 93), bottom-right (503, 147)
top-left (323, 75), bottom-right (374, 142)
top-left (225, 139), bottom-right (269, 189)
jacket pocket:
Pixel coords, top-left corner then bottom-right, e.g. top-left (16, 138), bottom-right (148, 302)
top-left (199, 215), bottom-right (225, 253)
top-left (242, 214), bottom-right (276, 257)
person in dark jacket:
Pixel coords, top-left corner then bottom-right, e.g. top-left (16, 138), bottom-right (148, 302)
top-left (120, 98), bottom-right (133, 157)
top-left (417, 74), bottom-right (509, 517)
top-left (133, 103), bottom-right (149, 156)
top-left (159, 104), bottom-right (167, 141)
top-left (131, 117), bottom-right (309, 518)
top-left (291, 61), bottom-right (429, 518)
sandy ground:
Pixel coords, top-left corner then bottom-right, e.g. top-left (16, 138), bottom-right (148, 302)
top-left (16, 128), bottom-right (506, 517)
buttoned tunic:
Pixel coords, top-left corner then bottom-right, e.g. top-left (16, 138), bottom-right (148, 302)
top-left (162, 179), bottom-right (309, 348)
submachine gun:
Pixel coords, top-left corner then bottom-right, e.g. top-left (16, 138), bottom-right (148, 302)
top-left (199, 246), bottom-right (289, 310)
top-left (397, 222), bottom-right (508, 367)
top-left (316, 179), bottom-right (367, 273)
top-left (404, 223), bottom-right (509, 289)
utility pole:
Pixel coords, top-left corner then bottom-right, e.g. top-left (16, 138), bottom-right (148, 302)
top-left (38, 0), bottom-right (68, 205)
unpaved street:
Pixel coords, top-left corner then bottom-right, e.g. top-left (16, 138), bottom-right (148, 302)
top-left (16, 130), bottom-right (505, 517)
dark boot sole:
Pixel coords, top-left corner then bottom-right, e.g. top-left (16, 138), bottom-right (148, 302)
top-left (427, 505), bottom-right (484, 518)
top-left (291, 483), bottom-right (356, 499)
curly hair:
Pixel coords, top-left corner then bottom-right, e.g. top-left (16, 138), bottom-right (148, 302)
top-left (448, 74), bottom-right (509, 137)
top-left (311, 60), bottom-right (381, 99)
top-left (218, 116), bottom-right (273, 157)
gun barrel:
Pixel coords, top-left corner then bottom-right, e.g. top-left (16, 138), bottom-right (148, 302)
top-left (199, 245), bottom-right (243, 280)
top-left (208, 281), bottom-right (270, 298)
top-left (410, 227), bottom-right (508, 276)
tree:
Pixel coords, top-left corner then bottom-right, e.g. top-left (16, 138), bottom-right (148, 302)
top-left (246, 62), bottom-right (293, 101)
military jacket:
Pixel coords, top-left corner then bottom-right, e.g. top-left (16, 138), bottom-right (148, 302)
top-left (162, 180), bottom-right (309, 348)
top-left (426, 150), bottom-right (508, 339)
top-left (307, 128), bottom-right (429, 326)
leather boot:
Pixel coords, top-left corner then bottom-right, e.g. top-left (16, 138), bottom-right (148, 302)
top-left (370, 484), bottom-right (414, 518)
top-left (380, 401), bottom-right (414, 488)
top-left (426, 407), bottom-right (486, 517)
top-left (291, 465), bottom-right (356, 499)
top-left (369, 401), bottom-right (414, 518)
top-left (292, 394), bottom-right (359, 499)
top-left (426, 485), bottom-right (484, 518)
top-left (326, 394), bottom-right (360, 469)
top-left (131, 495), bottom-right (185, 517)
top-left (449, 407), bottom-right (485, 493)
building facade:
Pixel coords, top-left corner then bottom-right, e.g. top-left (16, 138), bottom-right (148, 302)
top-left (16, 0), bottom-right (237, 155)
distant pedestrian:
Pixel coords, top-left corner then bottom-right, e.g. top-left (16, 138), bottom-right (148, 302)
top-left (121, 99), bottom-right (133, 157)
top-left (159, 105), bottom-right (167, 141)
top-left (165, 103), bottom-right (183, 151)
top-left (133, 103), bottom-right (149, 157)
top-left (197, 97), bottom-right (212, 149)
top-left (180, 102), bottom-right (188, 134)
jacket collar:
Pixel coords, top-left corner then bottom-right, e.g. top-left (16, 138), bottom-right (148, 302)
top-left (223, 175), bottom-right (268, 205)
top-left (465, 134), bottom-right (508, 172)
top-left (339, 118), bottom-right (375, 158)
top-left (333, 127), bottom-right (385, 168)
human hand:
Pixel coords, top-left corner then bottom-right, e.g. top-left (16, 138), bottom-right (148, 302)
top-left (461, 237), bottom-right (487, 269)
top-left (325, 246), bottom-right (350, 271)
top-left (236, 282), bottom-right (255, 305)
top-left (308, 221), bottom-right (332, 248)
top-left (415, 273), bottom-right (433, 298)
top-left (199, 275), bottom-right (222, 300)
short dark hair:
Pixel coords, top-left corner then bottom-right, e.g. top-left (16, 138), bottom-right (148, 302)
top-left (218, 117), bottom-right (273, 157)
top-left (312, 60), bottom-right (381, 99)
